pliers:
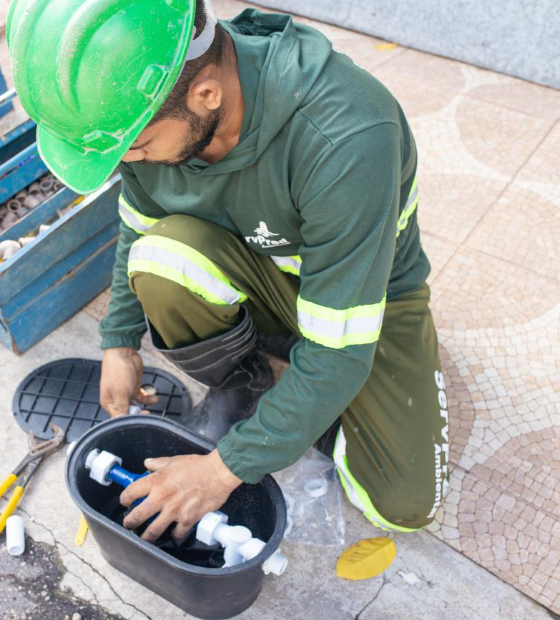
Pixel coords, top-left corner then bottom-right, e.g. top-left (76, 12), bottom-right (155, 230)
top-left (0, 423), bottom-right (65, 534)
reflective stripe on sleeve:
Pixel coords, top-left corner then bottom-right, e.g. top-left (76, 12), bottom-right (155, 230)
top-left (128, 235), bottom-right (247, 306)
top-left (118, 194), bottom-right (161, 234)
top-left (396, 177), bottom-right (419, 238)
top-left (271, 255), bottom-right (302, 276)
top-left (333, 428), bottom-right (418, 532)
top-left (297, 295), bottom-right (386, 349)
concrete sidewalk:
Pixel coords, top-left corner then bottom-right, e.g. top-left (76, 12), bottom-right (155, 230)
top-left (0, 311), bottom-right (553, 620)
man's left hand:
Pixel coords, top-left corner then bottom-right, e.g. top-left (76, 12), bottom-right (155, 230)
top-left (120, 450), bottom-right (242, 543)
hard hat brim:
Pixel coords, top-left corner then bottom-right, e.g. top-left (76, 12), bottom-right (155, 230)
top-left (37, 125), bottom-right (131, 195)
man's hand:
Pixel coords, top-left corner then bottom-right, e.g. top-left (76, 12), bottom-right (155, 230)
top-left (120, 450), bottom-right (242, 542)
top-left (100, 347), bottom-right (158, 417)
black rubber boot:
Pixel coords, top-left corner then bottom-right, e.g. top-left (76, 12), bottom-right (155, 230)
top-left (148, 308), bottom-right (274, 443)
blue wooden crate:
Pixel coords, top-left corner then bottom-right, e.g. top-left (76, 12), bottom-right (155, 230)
top-left (0, 176), bottom-right (121, 353)
top-left (0, 101), bottom-right (121, 352)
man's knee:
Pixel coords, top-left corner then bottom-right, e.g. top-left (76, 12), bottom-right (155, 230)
top-left (128, 215), bottom-right (247, 312)
top-left (369, 483), bottom-right (445, 531)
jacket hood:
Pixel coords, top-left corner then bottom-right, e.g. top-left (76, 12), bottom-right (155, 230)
top-left (183, 9), bottom-right (332, 175)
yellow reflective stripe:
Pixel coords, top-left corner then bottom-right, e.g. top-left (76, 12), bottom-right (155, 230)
top-left (396, 176), bottom-right (419, 238)
top-left (333, 428), bottom-right (418, 533)
top-left (271, 255), bottom-right (302, 276)
top-left (297, 295), bottom-right (386, 349)
top-left (128, 236), bottom-right (247, 306)
top-left (118, 195), bottom-right (161, 234)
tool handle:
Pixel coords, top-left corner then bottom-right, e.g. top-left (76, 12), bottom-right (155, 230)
top-left (0, 485), bottom-right (24, 534)
top-left (75, 515), bottom-right (89, 547)
top-left (0, 473), bottom-right (17, 497)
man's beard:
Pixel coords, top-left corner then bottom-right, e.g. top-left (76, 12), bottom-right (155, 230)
top-left (148, 108), bottom-right (222, 167)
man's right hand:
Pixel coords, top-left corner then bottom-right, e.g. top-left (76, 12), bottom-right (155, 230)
top-left (100, 347), bottom-right (159, 417)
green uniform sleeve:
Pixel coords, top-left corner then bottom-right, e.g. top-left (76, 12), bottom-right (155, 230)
top-left (99, 163), bottom-right (167, 350)
top-left (218, 123), bottom-right (402, 482)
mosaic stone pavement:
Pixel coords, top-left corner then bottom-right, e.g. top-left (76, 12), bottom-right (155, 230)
top-left (80, 0), bottom-right (560, 614)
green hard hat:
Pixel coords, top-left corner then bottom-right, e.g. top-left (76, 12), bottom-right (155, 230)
top-left (7, 0), bottom-right (216, 194)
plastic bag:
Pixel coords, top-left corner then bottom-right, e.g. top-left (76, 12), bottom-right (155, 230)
top-left (273, 448), bottom-right (345, 546)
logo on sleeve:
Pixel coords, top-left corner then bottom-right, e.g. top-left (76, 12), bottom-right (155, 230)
top-left (245, 221), bottom-right (291, 248)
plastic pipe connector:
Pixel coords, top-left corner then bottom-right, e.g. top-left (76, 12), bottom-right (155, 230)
top-left (197, 510), bottom-right (228, 545)
top-left (16, 205), bottom-right (29, 218)
top-left (7, 199), bottom-right (21, 212)
top-left (23, 194), bottom-right (43, 209)
top-left (0, 240), bottom-right (22, 259)
top-left (40, 178), bottom-right (55, 196)
top-left (28, 182), bottom-right (41, 195)
top-left (236, 538), bottom-right (288, 576)
top-left (6, 515), bottom-right (25, 556)
top-left (1, 212), bottom-right (18, 230)
top-left (197, 514), bottom-right (252, 567)
top-left (85, 449), bottom-right (122, 486)
top-left (304, 476), bottom-right (328, 498)
top-left (196, 511), bottom-right (288, 574)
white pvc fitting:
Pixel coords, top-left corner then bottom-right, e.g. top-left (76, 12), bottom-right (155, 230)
top-left (39, 224), bottom-right (51, 235)
top-left (128, 405), bottom-right (142, 415)
top-left (263, 550), bottom-right (288, 576)
top-left (304, 476), bottom-right (328, 498)
top-left (237, 538), bottom-right (288, 576)
top-left (85, 449), bottom-right (122, 486)
top-left (28, 182), bottom-right (41, 195)
top-left (216, 524), bottom-right (252, 548)
top-left (7, 199), bottom-right (21, 212)
top-left (2, 212), bottom-right (18, 229)
top-left (237, 538), bottom-right (265, 561)
top-left (0, 240), bottom-right (22, 260)
top-left (40, 179), bottom-right (55, 193)
top-left (23, 194), bottom-right (43, 209)
top-left (6, 515), bottom-right (25, 556)
top-left (196, 511), bottom-right (229, 546)
top-left (142, 384), bottom-right (157, 396)
top-left (196, 512), bottom-right (288, 575)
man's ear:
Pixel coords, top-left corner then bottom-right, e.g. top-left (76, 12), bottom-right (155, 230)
top-left (187, 78), bottom-right (223, 115)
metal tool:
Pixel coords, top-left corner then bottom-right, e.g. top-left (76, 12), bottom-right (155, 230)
top-left (0, 423), bottom-right (65, 533)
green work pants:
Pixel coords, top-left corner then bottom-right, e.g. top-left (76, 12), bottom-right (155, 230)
top-left (130, 215), bottom-right (450, 530)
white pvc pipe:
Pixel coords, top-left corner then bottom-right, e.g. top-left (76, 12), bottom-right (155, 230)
top-left (6, 515), bottom-right (25, 556)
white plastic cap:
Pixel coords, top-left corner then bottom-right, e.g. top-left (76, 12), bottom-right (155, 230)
top-left (304, 476), bottom-right (328, 498)
top-left (85, 449), bottom-right (122, 486)
top-left (6, 515), bottom-right (25, 556)
top-left (128, 405), bottom-right (142, 415)
top-left (196, 511), bottom-right (228, 546)
top-left (263, 550), bottom-right (288, 576)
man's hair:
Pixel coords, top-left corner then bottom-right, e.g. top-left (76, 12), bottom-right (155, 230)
top-left (151, 2), bottom-right (228, 123)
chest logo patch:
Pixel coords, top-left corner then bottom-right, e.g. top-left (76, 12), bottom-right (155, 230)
top-left (245, 221), bottom-right (291, 249)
